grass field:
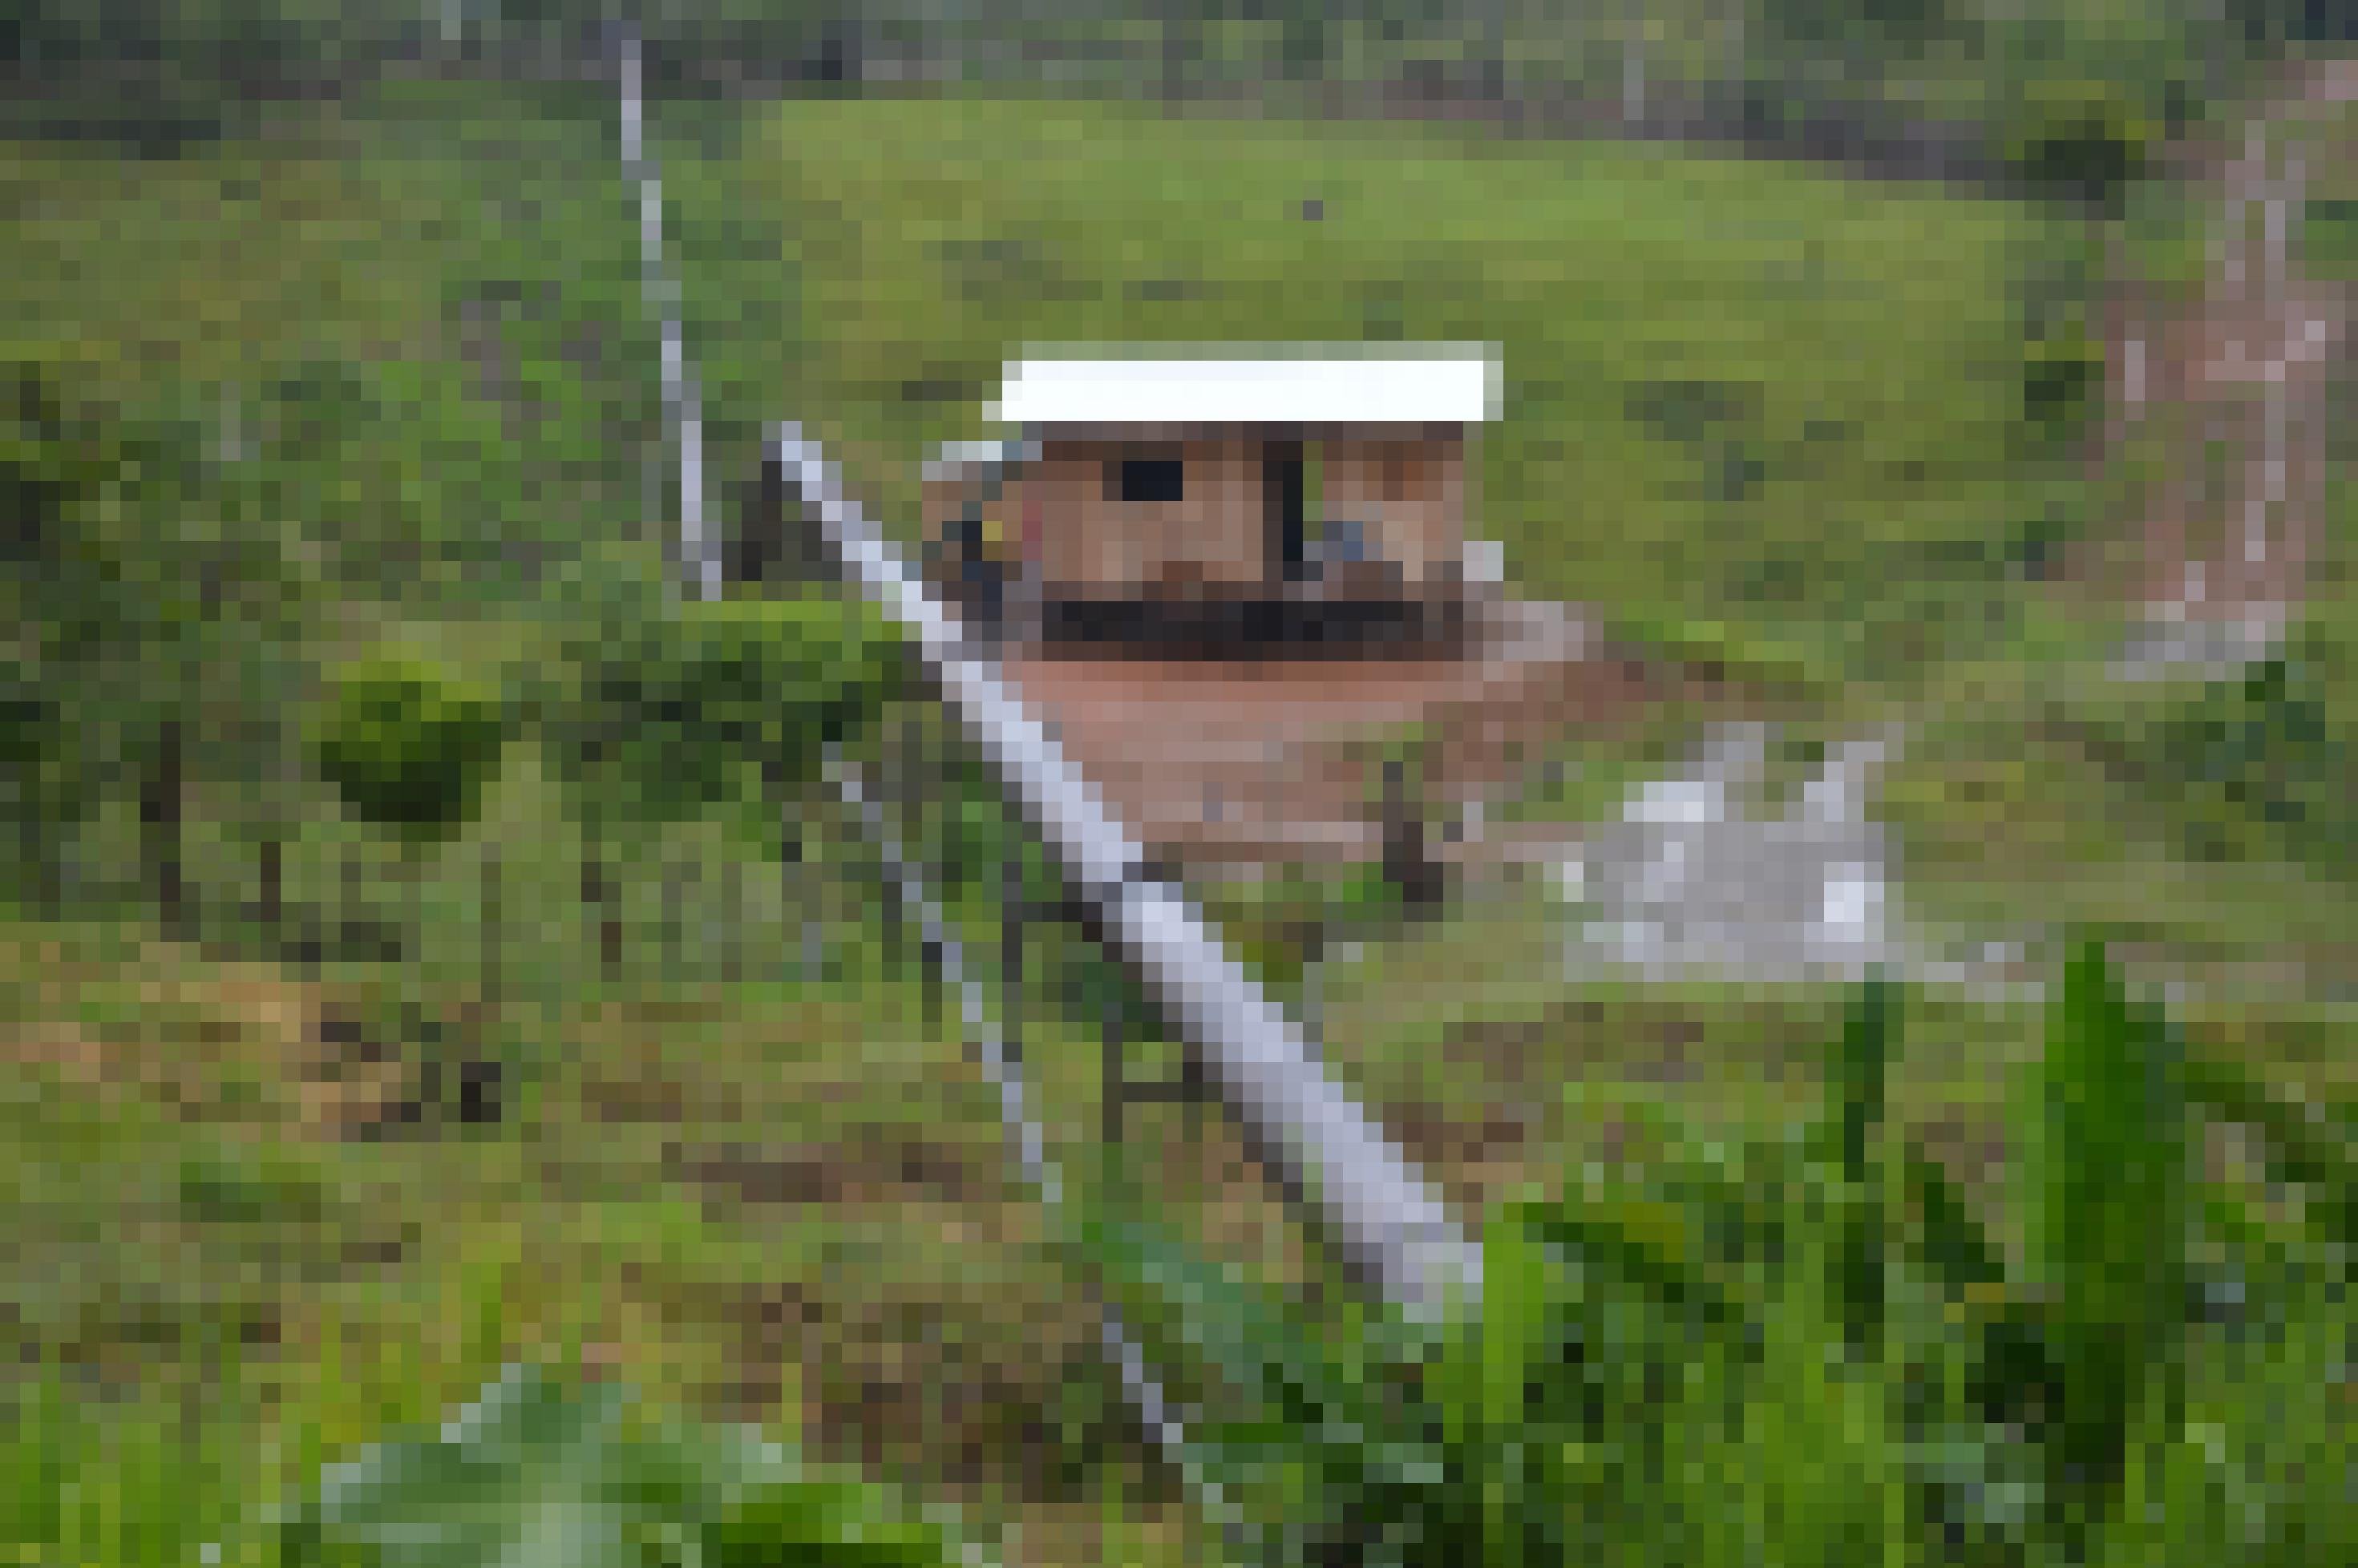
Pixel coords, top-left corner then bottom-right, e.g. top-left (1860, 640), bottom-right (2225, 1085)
top-left (5, 75), bottom-right (2350, 1566)
top-left (5, 78), bottom-right (2090, 687)
top-left (734, 92), bottom-right (2073, 686)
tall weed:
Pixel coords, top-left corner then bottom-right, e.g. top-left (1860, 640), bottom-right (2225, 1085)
top-left (2015, 941), bottom-right (2192, 1505)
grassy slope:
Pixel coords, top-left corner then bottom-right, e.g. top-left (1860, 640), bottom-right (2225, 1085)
top-left (0, 911), bottom-right (1240, 1568)
top-left (0, 87), bottom-right (1210, 1567)
top-left (1883, 95), bottom-right (2358, 981)
top-left (714, 94), bottom-right (2061, 691)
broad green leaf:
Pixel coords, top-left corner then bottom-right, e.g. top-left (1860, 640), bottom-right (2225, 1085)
top-left (2016, 940), bottom-right (2191, 1500)
top-left (277, 1365), bottom-right (981, 1568)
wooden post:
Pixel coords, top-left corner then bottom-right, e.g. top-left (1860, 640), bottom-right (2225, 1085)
top-left (142, 717), bottom-right (188, 941)
top-left (584, 849), bottom-right (621, 978)
top-left (1381, 757), bottom-right (1444, 914)
top-left (258, 836), bottom-right (283, 937)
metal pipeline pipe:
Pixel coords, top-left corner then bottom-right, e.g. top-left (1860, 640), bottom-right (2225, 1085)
top-left (770, 423), bottom-right (1482, 1319)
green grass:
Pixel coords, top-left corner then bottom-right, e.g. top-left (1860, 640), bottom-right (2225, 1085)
top-left (6, 858), bottom-right (2347, 1565)
top-left (1878, 572), bottom-right (2357, 984)
top-left (1310, 882), bottom-right (2031, 1203)
top-left (5, 75), bottom-right (2068, 689)
top-left (697, 92), bottom-right (2071, 689)
top-left (0, 909), bottom-right (1232, 1567)
top-left (1, 85), bottom-right (663, 613)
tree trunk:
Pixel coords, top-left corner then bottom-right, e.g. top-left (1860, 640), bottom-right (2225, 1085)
top-left (141, 717), bottom-right (188, 940)
top-left (583, 847), bottom-right (622, 977)
top-left (258, 836), bottom-right (283, 935)
top-left (661, 847), bottom-right (687, 983)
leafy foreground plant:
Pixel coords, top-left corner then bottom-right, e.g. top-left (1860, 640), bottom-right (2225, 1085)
top-left (274, 1361), bottom-right (989, 1568)
top-left (1088, 945), bottom-right (2352, 1567)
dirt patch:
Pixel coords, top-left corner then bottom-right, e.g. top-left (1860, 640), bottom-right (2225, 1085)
top-left (1004, 600), bottom-right (1678, 867)
top-left (2102, 56), bottom-right (2358, 624)
top-left (1378, 1099), bottom-right (1539, 1210)
top-left (710, 1271), bottom-right (1108, 1497)
top-left (664, 1135), bottom-right (999, 1210)
top-left (3, 1028), bottom-right (117, 1089)
top-left (0, 944), bottom-right (412, 1140)
top-left (579, 1066), bottom-right (693, 1125)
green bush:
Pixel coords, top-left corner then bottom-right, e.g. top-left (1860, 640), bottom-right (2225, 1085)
top-left (546, 588), bottom-right (910, 830)
top-left (2020, 329), bottom-right (2105, 445)
top-left (312, 654), bottom-right (511, 847)
top-left (2069, 650), bottom-right (2353, 867)
top-left (1205, 864), bottom-right (1405, 992)
top-left (2005, 80), bottom-right (2157, 210)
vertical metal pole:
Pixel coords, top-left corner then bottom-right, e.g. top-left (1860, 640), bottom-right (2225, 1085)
top-left (620, 21), bottom-right (717, 601)
top-left (617, 25), bottom-right (643, 176)
top-left (831, 758), bottom-right (1225, 1510)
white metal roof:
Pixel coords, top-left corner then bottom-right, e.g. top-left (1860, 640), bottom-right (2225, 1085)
top-left (991, 349), bottom-right (1499, 427)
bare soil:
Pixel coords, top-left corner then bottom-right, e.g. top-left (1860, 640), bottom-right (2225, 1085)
top-left (1002, 600), bottom-right (1686, 869)
top-left (1, 940), bottom-right (413, 1138)
top-left (2104, 55), bottom-right (2358, 624)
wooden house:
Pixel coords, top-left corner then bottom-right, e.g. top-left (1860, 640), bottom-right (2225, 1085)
top-left (925, 347), bottom-right (1501, 649)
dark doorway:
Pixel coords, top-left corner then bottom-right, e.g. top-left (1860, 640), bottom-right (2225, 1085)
top-left (1265, 442), bottom-right (1305, 580)
top-left (1115, 455), bottom-right (1186, 503)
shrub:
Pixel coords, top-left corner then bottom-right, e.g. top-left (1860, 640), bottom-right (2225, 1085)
top-left (2068, 649), bottom-right (2353, 867)
top-left (1207, 863), bottom-right (1405, 992)
top-left (546, 588), bottom-right (910, 830)
top-left (2004, 79), bottom-right (2158, 210)
top-left (2020, 329), bottom-right (2105, 445)
top-left (311, 654), bottom-right (510, 847)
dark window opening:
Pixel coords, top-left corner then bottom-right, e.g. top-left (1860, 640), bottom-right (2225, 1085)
top-left (1264, 442), bottom-right (1305, 580)
top-left (1113, 455), bottom-right (1185, 504)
